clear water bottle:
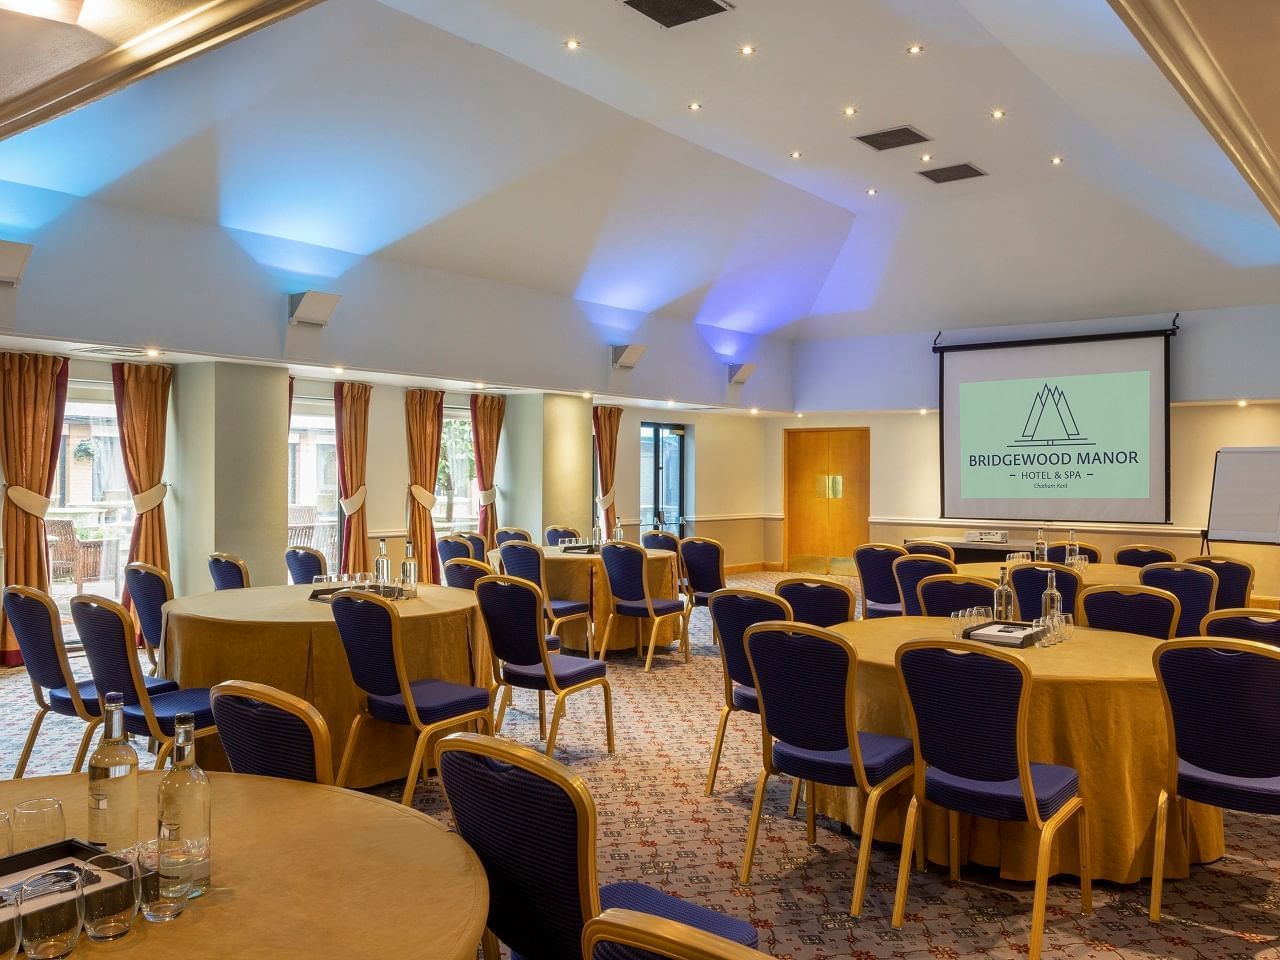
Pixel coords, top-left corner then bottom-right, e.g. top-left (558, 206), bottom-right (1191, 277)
top-left (374, 538), bottom-right (391, 584)
top-left (1040, 569), bottom-right (1062, 620)
top-left (591, 525), bottom-right (602, 547)
top-left (1065, 529), bottom-right (1079, 561)
top-left (400, 540), bottom-right (418, 584)
top-left (1034, 527), bottom-right (1048, 563)
top-left (993, 566), bottom-right (1015, 621)
top-left (612, 522), bottom-right (624, 543)
top-left (157, 713), bottom-right (211, 898)
top-left (88, 692), bottom-right (138, 853)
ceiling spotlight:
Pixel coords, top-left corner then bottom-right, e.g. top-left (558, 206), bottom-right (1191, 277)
top-left (789, 150), bottom-right (803, 160)
top-left (990, 108), bottom-right (1006, 120)
top-left (866, 188), bottom-right (878, 196)
top-left (564, 37), bottom-right (581, 50)
top-left (842, 105), bottom-right (857, 117)
top-left (920, 153), bottom-right (932, 163)
top-left (688, 101), bottom-right (702, 111)
top-left (739, 44), bottom-right (755, 56)
top-left (581, 391), bottom-right (592, 399)
top-left (1050, 155), bottom-right (1064, 166)
top-left (1237, 399), bottom-right (1249, 408)
top-left (796, 413), bottom-right (805, 419)
top-left (666, 399), bottom-right (676, 407)
top-left (907, 43), bottom-right (924, 55)
top-left (332, 366), bottom-right (344, 375)
top-left (918, 408), bottom-right (928, 415)
top-left (144, 348), bottom-right (161, 358)
top-left (750, 407), bottom-right (759, 415)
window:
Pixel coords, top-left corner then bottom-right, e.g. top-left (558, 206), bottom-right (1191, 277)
top-left (432, 408), bottom-right (478, 535)
top-left (639, 422), bottom-right (686, 536)
top-left (288, 396), bottom-right (340, 571)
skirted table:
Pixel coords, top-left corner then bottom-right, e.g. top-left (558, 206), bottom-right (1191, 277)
top-left (958, 561), bottom-right (1141, 588)
top-left (162, 584), bottom-right (488, 788)
top-left (0, 771), bottom-right (487, 959)
top-left (808, 616), bottom-right (1222, 884)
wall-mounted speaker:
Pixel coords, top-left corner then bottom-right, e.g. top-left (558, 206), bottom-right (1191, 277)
top-left (727, 362), bottom-right (757, 385)
top-left (288, 291), bottom-right (341, 328)
top-left (0, 240), bottom-right (34, 288)
top-left (611, 344), bottom-right (647, 370)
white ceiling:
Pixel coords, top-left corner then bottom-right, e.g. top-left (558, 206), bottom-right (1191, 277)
top-left (1, 0), bottom-right (1279, 340)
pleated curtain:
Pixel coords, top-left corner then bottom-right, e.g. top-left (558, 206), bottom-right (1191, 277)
top-left (469, 394), bottom-right (505, 549)
top-left (0, 353), bottom-right (69, 665)
top-left (405, 389), bottom-right (444, 583)
top-left (112, 362), bottom-right (173, 608)
top-left (334, 381), bottom-right (372, 575)
top-left (592, 405), bottom-right (623, 533)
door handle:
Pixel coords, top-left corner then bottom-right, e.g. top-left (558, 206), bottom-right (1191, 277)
top-left (830, 475), bottom-right (843, 499)
top-left (815, 475), bottom-right (829, 499)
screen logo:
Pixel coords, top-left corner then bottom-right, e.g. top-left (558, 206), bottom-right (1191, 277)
top-left (1012, 383), bottom-right (1093, 448)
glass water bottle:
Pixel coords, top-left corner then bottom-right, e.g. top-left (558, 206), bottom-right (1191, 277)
top-left (374, 538), bottom-right (391, 584)
top-left (88, 692), bottom-right (139, 853)
top-left (1034, 527), bottom-right (1048, 562)
top-left (993, 566), bottom-right (1015, 621)
top-left (612, 522), bottom-right (624, 543)
top-left (400, 540), bottom-right (418, 584)
top-left (1040, 569), bottom-right (1063, 620)
top-left (1065, 529), bottom-right (1079, 561)
top-left (157, 714), bottom-right (211, 898)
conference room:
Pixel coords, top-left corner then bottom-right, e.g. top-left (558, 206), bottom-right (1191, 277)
top-left (0, 0), bottom-right (1279, 958)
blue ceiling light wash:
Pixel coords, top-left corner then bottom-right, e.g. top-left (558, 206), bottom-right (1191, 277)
top-left (224, 228), bottom-right (363, 288)
top-left (0, 180), bottom-right (80, 240)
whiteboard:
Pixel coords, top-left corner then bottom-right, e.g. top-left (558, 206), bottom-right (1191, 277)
top-left (1207, 447), bottom-right (1280, 544)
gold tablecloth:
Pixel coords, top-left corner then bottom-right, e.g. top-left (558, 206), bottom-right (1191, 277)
top-left (163, 584), bottom-right (487, 788)
top-left (0, 772), bottom-right (487, 959)
top-left (959, 561), bottom-right (1140, 587)
top-left (809, 616), bottom-right (1223, 883)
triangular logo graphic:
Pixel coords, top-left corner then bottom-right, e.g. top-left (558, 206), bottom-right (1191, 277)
top-left (1011, 384), bottom-right (1090, 447)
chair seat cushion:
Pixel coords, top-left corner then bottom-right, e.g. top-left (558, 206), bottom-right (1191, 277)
top-left (773, 732), bottom-right (913, 788)
top-left (1178, 759), bottom-right (1280, 815)
top-left (614, 598), bottom-right (685, 618)
top-left (367, 678), bottom-right (490, 726)
top-left (503, 654), bottom-right (606, 692)
top-left (864, 600), bottom-right (902, 618)
top-left (692, 591), bottom-right (713, 608)
top-left (549, 598), bottom-right (589, 619)
top-left (124, 687), bottom-right (215, 737)
top-left (50, 676), bottom-right (178, 718)
top-left (730, 684), bottom-right (759, 713)
top-left (926, 762), bottom-right (1079, 822)
top-left (599, 881), bottom-right (758, 950)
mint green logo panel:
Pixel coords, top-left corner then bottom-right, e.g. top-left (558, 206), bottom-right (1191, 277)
top-left (960, 371), bottom-right (1150, 499)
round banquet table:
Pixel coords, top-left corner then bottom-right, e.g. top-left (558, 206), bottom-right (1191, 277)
top-left (959, 561), bottom-right (1140, 587)
top-left (162, 584), bottom-right (488, 788)
top-left (809, 616), bottom-right (1223, 884)
top-left (0, 772), bottom-right (487, 959)
top-left (489, 546), bottom-right (681, 655)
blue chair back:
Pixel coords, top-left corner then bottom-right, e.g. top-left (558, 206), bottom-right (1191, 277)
top-left (893, 555), bottom-right (954, 617)
top-left (330, 592), bottom-right (402, 697)
top-left (208, 554), bottom-right (247, 590)
top-left (708, 591), bottom-right (791, 689)
top-left (917, 576), bottom-right (996, 618)
top-left (679, 539), bottom-right (724, 595)
top-left (495, 528), bottom-right (531, 546)
top-left (125, 564), bottom-right (171, 651)
top-left (775, 580), bottom-right (852, 627)
top-left (906, 541), bottom-right (953, 560)
top-left (1079, 587), bottom-right (1178, 639)
top-left (854, 544), bottom-right (906, 607)
top-left (211, 682), bottom-right (330, 784)
top-left (459, 533), bottom-right (487, 560)
top-left (1114, 544), bottom-right (1175, 567)
top-left (1188, 557), bottom-right (1253, 609)
top-left (285, 548), bottom-right (324, 585)
top-left (444, 559), bottom-right (490, 591)
top-left (1047, 543), bottom-right (1102, 564)
top-left (745, 624), bottom-right (851, 754)
top-left (641, 531), bottom-right (679, 553)
top-left (1009, 564), bottom-right (1080, 621)
top-left (500, 541), bottom-right (544, 589)
top-left (437, 737), bottom-right (594, 960)
top-left (545, 526), bottom-right (579, 546)
top-left (601, 543), bottom-right (646, 603)
top-left (1141, 563), bottom-right (1217, 638)
top-left (438, 537), bottom-right (471, 566)
top-left (3, 588), bottom-right (71, 692)
top-left (1157, 641), bottom-right (1280, 781)
top-left (476, 577), bottom-right (545, 667)
top-left (1203, 610), bottom-right (1280, 645)
top-left (71, 596), bottom-right (142, 706)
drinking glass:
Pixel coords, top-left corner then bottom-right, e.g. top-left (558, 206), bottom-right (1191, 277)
top-left (950, 610), bottom-right (963, 640)
top-left (0, 896), bottom-right (16, 960)
top-left (396, 577), bottom-right (417, 600)
top-left (137, 840), bottom-right (192, 923)
top-left (976, 606), bottom-right (992, 624)
top-left (19, 868), bottom-right (81, 959)
top-left (1033, 617), bottom-right (1050, 648)
top-left (312, 574), bottom-right (328, 584)
top-left (12, 800), bottom-right (64, 853)
top-left (83, 852), bottom-right (139, 942)
top-left (1059, 613), bottom-right (1074, 643)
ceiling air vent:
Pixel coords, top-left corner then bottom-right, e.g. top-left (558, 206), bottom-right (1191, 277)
top-left (919, 163), bottom-right (987, 184)
top-left (72, 345), bottom-right (151, 360)
top-left (623, 0), bottom-right (732, 29)
top-left (854, 126), bottom-right (930, 151)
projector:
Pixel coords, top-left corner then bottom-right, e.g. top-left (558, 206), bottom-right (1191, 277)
top-left (964, 530), bottom-right (1008, 543)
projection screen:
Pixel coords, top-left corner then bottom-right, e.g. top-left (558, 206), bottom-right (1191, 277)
top-left (940, 332), bottom-right (1170, 523)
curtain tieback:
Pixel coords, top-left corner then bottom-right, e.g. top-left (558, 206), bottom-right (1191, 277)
top-left (478, 486), bottom-right (498, 507)
top-left (340, 486), bottom-right (367, 515)
top-left (5, 485), bottom-right (51, 519)
top-left (596, 487), bottom-right (615, 511)
top-left (410, 484), bottom-right (437, 512)
top-left (132, 482), bottom-right (168, 514)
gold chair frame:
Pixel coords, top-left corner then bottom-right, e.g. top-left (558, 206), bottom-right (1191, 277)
top-left (773, 576), bottom-right (858, 625)
top-left (1113, 543), bottom-right (1176, 566)
top-left (284, 544), bottom-right (327, 582)
top-left (1048, 540), bottom-right (1103, 563)
top-left (1008, 562), bottom-right (1081, 621)
top-left (678, 536), bottom-right (725, 648)
top-left (1078, 585), bottom-right (1181, 639)
top-left (125, 560), bottom-right (173, 675)
top-left (598, 542), bottom-right (690, 672)
top-left (1200, 606), bottom-right (1280, 636)
top-left (891, 639), bottom-right (1091, 960)
top-left (891, 554), bottom-right (957, 611)
top-left (208, 551), bottom-right (251, 588)
top-left (443, 557), bottom-right (493, 589)
top-left (543, 525), bottom-right (581, 546)
top-left (1140, 562), bottom-right (1219, 629)
top-left (582, 909), bottom-right (763, 960)
top-left (332, 589), bottom-right (493, 805)
top-left (914, 574), bottom-right (997, 618)
top-left (478, 575), bottom-right (615, 758)
top-left (1186, 555), bottom-right (1255, 608)
top-left (496, 526), bottom-right (533, 544)
top-left (499, 541), bottom-right (594, 657)
top-left (210, 679), bottom-right (335, 785)
top-left (904, 539), bottom-right (956, 561)
top-left (739, 621), bottom-right (913, 918)
top-left (455, 531), bottom-right (488, 559)
top-left (852, 542), bottom-right (908, 618)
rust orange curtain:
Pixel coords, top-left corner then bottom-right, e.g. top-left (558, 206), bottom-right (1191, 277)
top-left (405, 389), bottom-right (444, 584)
top-left (113, 362), bottom-right (173, 608)
top-left (592, 405), bottom-right (623, 533)
top-left (334, 382), bottom-right (372, 575)
top-left (469, 394), bottom-right (505, 549)
top-left (0, 353), bottom-right (69, 665)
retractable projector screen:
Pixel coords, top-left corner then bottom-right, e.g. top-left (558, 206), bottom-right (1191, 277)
top-left (940, 332), bottom-right (1170, 523)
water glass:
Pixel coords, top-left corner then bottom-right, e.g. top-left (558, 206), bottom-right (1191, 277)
top-left (12, 800), bottom-right (64, 853)
top-left (1059, 613), bottom-right (1074, 642)
top-left (950, 610), bottom-right (963, 640)
top-left (137, 840), bottom-right (192, 923)
top-left (1033, 617), bottom-right (1051, 648)
top-left (396, 577), bottom-right (417, 600)
top-left (0, 896), bottom-right (16, 960)
top-left (83, 852), bottom-right (139, 942)
top-left (975, 606), bottom-right (992, 624)
top-left (19, 869), bottom-right (81, 960)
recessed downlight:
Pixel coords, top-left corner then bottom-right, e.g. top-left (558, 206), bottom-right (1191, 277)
top-left (920, 153), bottom-right (932, 163)
top-left (1050, 155), bottom-right (1064, 166)
top-left (750, 407), bottom-right (759, 415)
top-left (738, 44), bottom-right (755, 56)
top-left (473, 381), bottom-right (486, 389)
top-left (866, 188), bottom-right (878, 196)
top-left (918, 408), bottom-right (928, 415)
top-left (990, 108), bottom-right (1006, 120)
top-left (842, 105), bottom-right (857, 117)
top-left (907, 43), bottom-right (924, 55)
top-left (1238, 399), bottom-right (1249, 408)
top-left (581, 391), bottom-right (592, 399)
top-left (332, 366), bottom-right (344, 375)
top-left (144, 348), bottom-right (161, 358)
top-left (688, 101), bottom-right (702, 111)
top-left (789, 150), bottom-right (803, 160)
top-left (796, 412), bottom-right (805, 419)
top-left (564, 37), bottom-right (581, 50)
top-left (666, 399), bottom-right (676, 407)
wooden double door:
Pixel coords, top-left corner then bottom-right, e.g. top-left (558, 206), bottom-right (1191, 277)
top-left (784, 428), bottom-right (870, 575)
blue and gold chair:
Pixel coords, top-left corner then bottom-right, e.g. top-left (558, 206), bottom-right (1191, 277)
top-left (545, 525), bottom-right (581, 546)
top-left (438, 536), bottom-right (473, 568)
top-left (1187, 555), bottom-right (1254, 609)
top-left (71, 594), bottom-right (215, 769)
top-left (853, 543), bottom-right (907, 618)
top-left (330, 589), bottom-right (492, 805)
top-left (443, 557), bottom-right (492, 591)
top-left (679, 538), bottom-right (725, 645)
top-left (640, 530), bottom-right (679, 553)
top-left (125, 561), bottom-right (173, 676)
top-left (435, 733), bottom-right (757, 960)
top-left (904, 540), bottom-right (955, 561)
top-left (476, 575), bottom-right (613, 756)
top-left (500, 541), bottom-right (592, 655)
top-left (1150, 638), bottom-right (1280, 921)
top-left (1114, 544), bottom-right (1175, 567)
top-left (211, 680), bottom-right (334, 785)
top-left (1140, 562), bottom-right (1218, 638)
top-left (284, 545), bottom-right (326, 584)
top-left (916, 575), bottom-right (997, 618)
top-left (774, 577), bottom-right (855, 627)
top-left (208, 552), bottom-right (250, 590)
top-left (892, 554), bottom-right (955, 617)
top-left (704, 589), bottom-right (793, 796)
top-left (740, 622), bottom-right (914, 917)
top-left (600, 542), bottom-right (688, 671)
top-left (457, 531), bottom-right (488, 560)
top-left (1078, 585), bottom-right (1179, 640)
top-left (495, 527), bottom-right (532, 546)
top-left (1047, 541), bottom-right (1102, 564)
top-left (892, 640), bottom-right (1090, 959)
top-left (582, 909), bottom-right (763, 960)
top-left (1009, 562), bottom-right (1081, 622)
top-left (1201, 608), bottom-right (1280, 644)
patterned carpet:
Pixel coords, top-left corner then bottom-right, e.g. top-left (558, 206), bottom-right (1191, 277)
top-left (3, 573), bottom-right (1278, 959)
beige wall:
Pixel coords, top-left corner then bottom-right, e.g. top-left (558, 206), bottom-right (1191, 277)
top-left (541, 394), bottom-right (594, 537)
